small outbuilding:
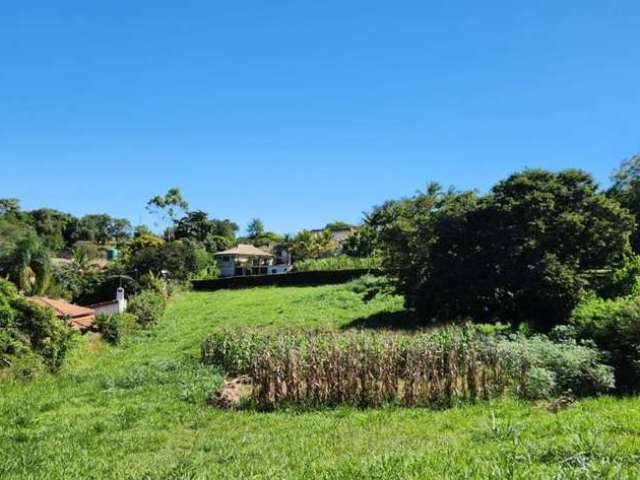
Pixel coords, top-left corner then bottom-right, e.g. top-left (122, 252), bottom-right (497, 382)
top-left (89, 287), bottom-right (128, 317)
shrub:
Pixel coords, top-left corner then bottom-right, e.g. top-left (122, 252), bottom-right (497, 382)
top-left (524, 367), bottom-right (557, 400)
top-left (127, 290), bottom-right (166, 327)
top-left (202, 325), bottom-right (612, 409)
top-left (570, 296), bottom-right (640, 392)
top-left (0, 279), bottom-right (74, 371)
top-left (496, 334), bottom-right (614, 398)
top-left (95, 313), bottom-right (138, 344)
top-left (12, 298), bottom-right (75, 371)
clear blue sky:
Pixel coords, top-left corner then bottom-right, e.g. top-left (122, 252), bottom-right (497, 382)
top-left (1, 1), bottom-right (638, 235)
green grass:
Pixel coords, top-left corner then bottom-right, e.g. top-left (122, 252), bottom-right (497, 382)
top-left (2, 283), bottom-right (640, 479)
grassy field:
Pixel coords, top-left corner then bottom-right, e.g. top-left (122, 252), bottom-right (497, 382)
top-left (2, 283), bottom-right (640, 479)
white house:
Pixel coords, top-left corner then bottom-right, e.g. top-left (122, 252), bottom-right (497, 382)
top-left (214, 244), bottom-right (276, 277)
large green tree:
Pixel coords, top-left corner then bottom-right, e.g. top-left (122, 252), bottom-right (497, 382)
top-left (371, 170), bottom-right (634, 330)
top-left (27, 208), bottom-right (77, 251)
top-left (173, 210), bottom-right (238, 252)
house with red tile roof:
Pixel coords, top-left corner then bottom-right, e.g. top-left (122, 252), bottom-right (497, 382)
top-left (28, 297), bottom-right (95, 331)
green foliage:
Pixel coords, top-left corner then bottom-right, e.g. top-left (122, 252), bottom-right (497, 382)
top-left (26, 208), bottom-right (77, 252)
top-left (128, 239), bottom-right (215, 280)
top-left (324, 221), bottom-right (355, 231)
top-left (0, 279), bottom-right (74, 371)
top-left (571, 296), bottom-right (640, 391)
top-left (342, 225), bottom-right (378, 257)
top-left (174, 210), bottom-right (238, 247)
top-left (496, 334), bottom-right (614, 399)
top-left (50, 263), bottom-right (107, 303)
top-left (0, 222), bottom-right (51, 295)
top-left (127, 290), bottom-right (166, 327)
top-left (146, 187), bottom-right (189, 225)
top-left (599, 254), bottom-right (640, 298)
top-left (609, 153), bottom-right (640, 252)
top-left (72, 241), bottom-right (101, 261)
top-left (294, 255), bottom-right (380, 272)
top-left (95, 313), bottom-right (138, 344)
top-left (73, 214), bottom-right (132, 244)
top-left (139, 271), bottom-right (187, 298)
top-left (370, 170), bottom-right (634, 330)
top-left (246, 217), bottom-right (265, 239)
top-left (0, 198), bottom-right (20, 216)
top-left (292, 229), bottom-right (337, 260)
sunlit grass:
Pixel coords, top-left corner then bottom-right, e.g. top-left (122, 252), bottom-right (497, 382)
top-left (1, 283), bottom-right (640, 479)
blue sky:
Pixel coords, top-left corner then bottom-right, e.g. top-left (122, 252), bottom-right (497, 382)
top-left (1, 1), bottom-right (638, 235)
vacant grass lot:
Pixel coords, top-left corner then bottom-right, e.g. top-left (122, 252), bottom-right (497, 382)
top-left (2, 283), bottom-right (640, 479)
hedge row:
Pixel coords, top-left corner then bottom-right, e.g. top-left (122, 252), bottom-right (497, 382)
top-left (192, 269), bottom-right (381, 291)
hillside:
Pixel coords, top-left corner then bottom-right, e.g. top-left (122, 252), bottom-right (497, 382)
top-left (1, 284), bottom-right (640, 479)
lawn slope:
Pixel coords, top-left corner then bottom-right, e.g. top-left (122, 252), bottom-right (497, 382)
top-left (1, 284), bottom-right (640, 479)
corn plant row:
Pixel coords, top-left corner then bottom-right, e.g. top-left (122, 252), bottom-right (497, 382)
top-left (203, 327), bottom-right (529, 408)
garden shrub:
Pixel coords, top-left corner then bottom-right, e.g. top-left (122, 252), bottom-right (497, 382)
top-left (570, 296), bottom-right (640, 392)
top-left (95, 313), bottom-right (138, 344)
top-left (128, 290), bottom-right (166, 327)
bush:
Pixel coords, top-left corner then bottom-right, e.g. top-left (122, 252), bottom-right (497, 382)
top-left (571, 296), bottom-right (640, 392)
top-left (202, 325), bottom-right (613, 408)
top-left (294, 255), bottom-right (381, 272)
top-left (0, 279), bottom-right (74, 371)
top-left (496, 334), bottom-right (614, 399)
top-left (127, 290), bottom-right (166, 327)
top-left (95, 313), bottom-right (138, 344)
top-left (139, 272), bottom-right (189, 298)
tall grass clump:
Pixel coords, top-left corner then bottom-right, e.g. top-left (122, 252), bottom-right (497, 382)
top-left (203, 326), bottom-right (611, 409)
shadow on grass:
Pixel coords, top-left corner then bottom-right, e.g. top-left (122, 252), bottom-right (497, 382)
top-left (340, 310), bottom-right (426, 331)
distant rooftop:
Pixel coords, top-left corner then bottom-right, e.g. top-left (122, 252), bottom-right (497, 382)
top-left (214, 244), bottom-right (274, 257)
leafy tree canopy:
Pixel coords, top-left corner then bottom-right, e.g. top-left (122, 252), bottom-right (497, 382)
top-left (246, 218), bottom-right (265, 239)
top-left (146, 188), bottom-right (189, 226)
top-left (370, 171), bottom-right (634, 330)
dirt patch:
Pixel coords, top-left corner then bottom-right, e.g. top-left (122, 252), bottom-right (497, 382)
top-left (207, 377), bottom-right (249, 409)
